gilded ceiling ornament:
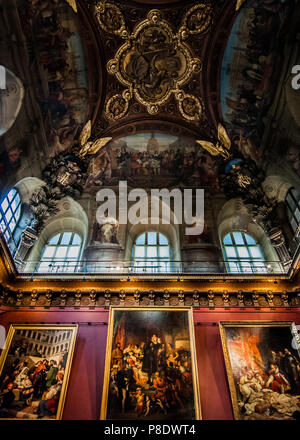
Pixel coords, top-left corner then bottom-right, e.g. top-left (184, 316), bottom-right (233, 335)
top-left (77, 120), bottom-right (112, 159)
top-left (94, 1), bottom-right (128, 38)
top-left (64, 0), bottom-right (77, 13)
top-left (179, 3), bottom-right (213, 39)
top-left (96, 5), bottom-right (213, 121)
top-left (196, 123), bottom-right (232, 159)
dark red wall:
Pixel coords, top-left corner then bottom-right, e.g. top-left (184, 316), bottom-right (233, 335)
top-left (0, 308), bottom-right (299, 420)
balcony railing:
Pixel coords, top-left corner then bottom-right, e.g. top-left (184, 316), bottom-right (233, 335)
top-left (17, 258), bottom-right (288, 277)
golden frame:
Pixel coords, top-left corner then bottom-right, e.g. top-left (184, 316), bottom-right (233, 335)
top-left (100, 307), bottom-right (202, 420)
top-left (219, 321), bottom-right (300, 420)
top-left (0, 324), bottom-right (78, 420)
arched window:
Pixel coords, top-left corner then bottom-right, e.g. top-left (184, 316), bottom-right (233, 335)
top-left (37, 232), bottom-right (82, 273)
top-left (285, 188), bottom-right (300, 236)
top-left (132, 232), bottom-right (171, 273)
top-left (223, 231), bottom-right (266, 273)
top-left (0, 188), bottom-right (21, 249)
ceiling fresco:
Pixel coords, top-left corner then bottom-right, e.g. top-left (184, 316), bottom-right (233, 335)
top-left (220, 0), bottom-right (294, 160)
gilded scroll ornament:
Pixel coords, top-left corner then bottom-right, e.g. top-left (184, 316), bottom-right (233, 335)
top-left (94, 4), bottom-right (213, 121)
top-left (94, 1), bottom-right (128, 38)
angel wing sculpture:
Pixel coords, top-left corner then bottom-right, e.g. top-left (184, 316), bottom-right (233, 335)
top-left (77, 120), bottom-right (112, 159)
top-left (196, 123), bottom-right (231, 160)
top-left (236, 0), bottom-right (246, 11)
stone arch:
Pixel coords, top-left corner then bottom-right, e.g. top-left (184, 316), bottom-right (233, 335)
top-left (25, 196), bottom-right (88, 272)
top-left (124, 195), bottom-right (182, 271)
top-left (218, 198), bottom-right (280, 268)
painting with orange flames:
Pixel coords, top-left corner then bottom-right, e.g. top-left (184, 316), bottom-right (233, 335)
top-left (220, 322), bottom-right (300, 420)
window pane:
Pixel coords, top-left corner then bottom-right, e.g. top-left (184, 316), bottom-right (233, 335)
top-left (147, 232), bottom-right (157, 245)
top-left (14, 205), bottom-right (21, 222)
top-left (224, 246), bottom-right (236, 258)
top-left (291, 188), bottom-right (300, 201)
top-left (5, 209), bottom-right (12, 222)
top-left (67, 246), bottom-right (80, 258)
top-left (223, 234), bottom-right (233, 245)
top-left (244, 234), bottom-right (256, 245)
top-left (241, 262), bottom-right (252, 273)
top-left (61, 232), bottom-right (72, 245)
top-left (147, 246), bottom-right (157, 258)
top-left (295, 208), bottom-right (300, 222)
top-left (159, 246), bottom-right (170, 258)
top-left (72, 234), bottom-right (81, 245)
top-left (8, 218), bottom-right (16, 233)
top-left (159, 233), bottom-right (168, 245)
top-left (233, 232), bottom-right (244, 245)
top-left (135, 247), bottom-right (145, 258)
top-left (1, 198), bottom-right (8, 212)
top-left (48, 234), bottom-right (60, 245)
top-left (55, 246), bottom-right (67, 258)
top-left (228, 262), bottom-right (239, 273)
top-left (237, 246), bottom-right (249, 258)
top-left (11, 198), bottom-right (19, 212)
top-left (136, 234), bottom-right (145, 245)
top-left (291, 218), bottom-right (297, 232)
top-left (249, 246), bottom-right (263, 259)
top-left (287, 195), bottom-right (296, 212)
top-left (7, 189), bottom-right (16, 202)
top-left (42, 246), bottom-right (56, 259)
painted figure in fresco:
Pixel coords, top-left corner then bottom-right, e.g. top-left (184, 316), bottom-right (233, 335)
top-left (85, 149), bottom-right (112, 187)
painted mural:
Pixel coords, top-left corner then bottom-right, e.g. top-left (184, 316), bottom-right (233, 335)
top-left (84, 133), bottom-right (220, 189)
top-left (19, 0), bottom-right (88, 156)
top-left (220, 0), bottom-right (295, 158)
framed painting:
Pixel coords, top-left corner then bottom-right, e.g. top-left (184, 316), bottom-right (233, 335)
top-left (220, 321), bottom-right (300, 420)
top-left (100, 307), bottom-right (201, 420)
top-left (0, 324), bottom-right (78, 419)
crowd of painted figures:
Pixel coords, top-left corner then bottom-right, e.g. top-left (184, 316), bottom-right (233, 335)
top-left (0, 349), bottom-right (68, 418)
top-left (21, 0), bottom-right (87, 157)
top-left (226, 0), bottom-right (292, 147)
top-left (86, 144), bottom-right (219, 188)
top-left (237, 347), bottom-right (300, 418)
top-left (108, 334), bottom-right (195, 418)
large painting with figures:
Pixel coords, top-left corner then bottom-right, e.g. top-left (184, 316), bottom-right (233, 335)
top-left (0, 324), bottom-right (77, 419)
top-left (100, 308), bottom-right (201, 420)
top-left (84, 132), bottom-right (219, 189)
top-left (220, 321), bottom-right (300, 420)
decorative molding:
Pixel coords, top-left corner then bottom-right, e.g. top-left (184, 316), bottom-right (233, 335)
top-left (1, 289), bottom-right (298, 309)
top-left (94, 4), bottom-right (212, 121)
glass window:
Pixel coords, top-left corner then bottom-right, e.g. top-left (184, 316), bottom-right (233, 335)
top-left (132, 232), bottom-right (171, 273)
top-left (286, 188), bottom-right (300, 236)
top-left (0, 188), bottom-right (21, 250)
top-left (37, 232), bottom-right (82, 273)
top-left (223, 232), bottom-right (267, 274)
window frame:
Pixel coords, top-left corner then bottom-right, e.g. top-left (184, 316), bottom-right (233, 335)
top-left (223, 231), bottom-right (267, 274)
top-left (285, 187), bottom-right (300, 236)
top-left (0, 188), bottom-right (21, 250)
top-left (37, 231), bottom-right (82, 273)
top-left (131, 231), bottom-right (172, 273)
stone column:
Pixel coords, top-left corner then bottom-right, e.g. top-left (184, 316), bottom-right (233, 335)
top-left (14, 227), bottom-right (37, 271)
top-left (268, 227), bottom-right (292, 270)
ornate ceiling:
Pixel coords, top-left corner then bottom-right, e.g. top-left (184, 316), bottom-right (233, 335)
top-left (79, 0), bottom-right (235, 141)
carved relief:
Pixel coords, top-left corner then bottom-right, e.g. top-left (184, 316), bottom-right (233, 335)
top-left (94, 4), bottom-right (213, 121)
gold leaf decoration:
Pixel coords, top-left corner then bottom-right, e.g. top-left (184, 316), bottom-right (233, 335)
top-left (65, 0), bottom-right (77, 13)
